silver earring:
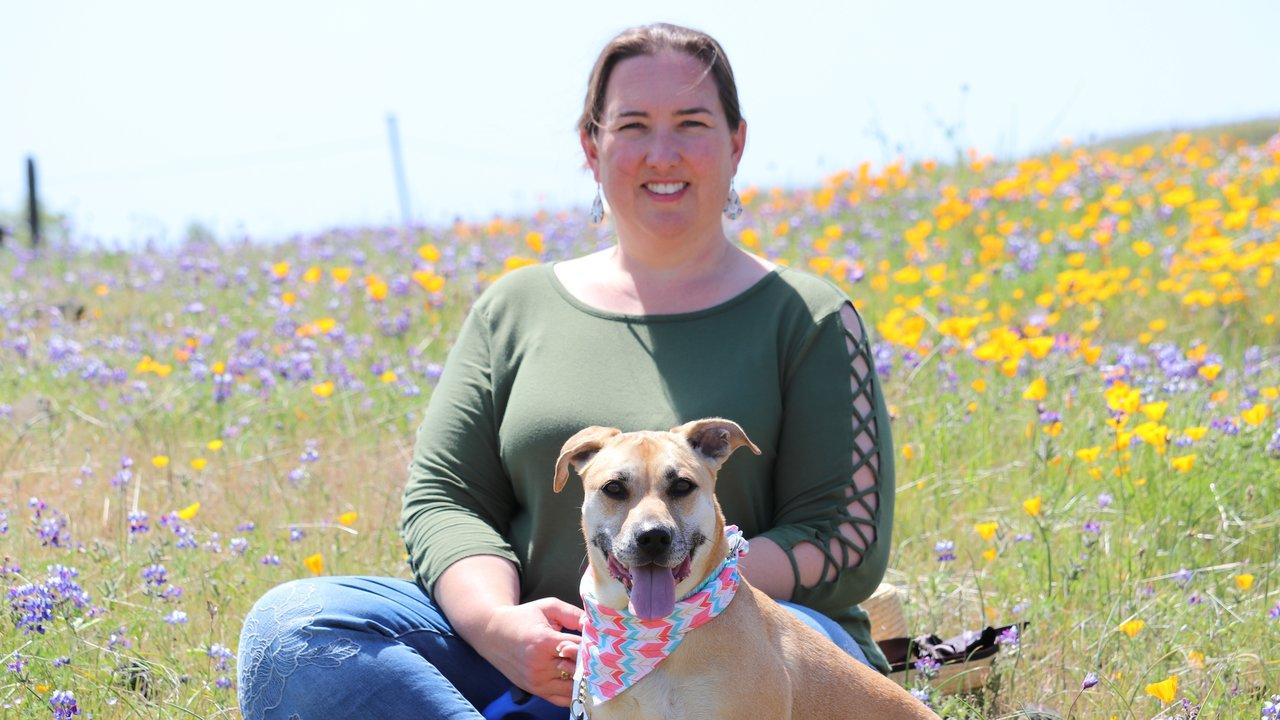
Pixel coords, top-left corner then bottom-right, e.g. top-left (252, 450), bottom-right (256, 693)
top-left (723, 181), bottom-right (743, 220)
top-left (590, 184), bottom-right (604, 224)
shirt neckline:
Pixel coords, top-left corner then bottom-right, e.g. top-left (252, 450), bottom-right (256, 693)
top-left (543, 262), bottom-right (785, 323)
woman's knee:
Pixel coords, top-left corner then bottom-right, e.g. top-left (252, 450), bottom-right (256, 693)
top-left (237, 578), bottom-right (362, 719)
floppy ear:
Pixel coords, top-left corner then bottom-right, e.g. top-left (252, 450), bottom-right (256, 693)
top-left (671, 418), bottom-right (761, 469)
top-left (554, 426), bottom-right (621, 493)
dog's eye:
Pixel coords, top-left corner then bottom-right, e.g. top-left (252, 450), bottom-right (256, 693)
top-left (602, 480), bottom-right (628, 500)
top-left (669, 478), bottom-right (697, 497)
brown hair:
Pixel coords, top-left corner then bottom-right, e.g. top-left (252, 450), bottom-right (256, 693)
top-left (578, 23), bottom-right (743, 139)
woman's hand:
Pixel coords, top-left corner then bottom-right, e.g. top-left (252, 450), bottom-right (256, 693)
top-left (473, 598), bottom-right (584, 707)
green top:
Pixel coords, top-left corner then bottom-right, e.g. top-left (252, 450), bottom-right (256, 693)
top-left (401, 261), bottom-right (896, 671)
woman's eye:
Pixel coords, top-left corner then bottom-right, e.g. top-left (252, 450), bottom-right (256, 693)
top-left (619, 123), bottom-right (643, 130)
top-left (602, 480), bottom-right (628, 499)
top-left (681, 120), bottom-right (707, 128)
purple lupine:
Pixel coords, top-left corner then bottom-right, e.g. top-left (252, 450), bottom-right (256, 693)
top-left (229, 537), bottom-right (249, 555)
top-left (1097, 493), bottom-right (1113, 509)
top-left (1262, 694), bottom-right (1279, 718)
top-left (1174, 568), bottom-right (1194, 586)
top-left (164, 610), bottom-right (188, 625)
top-left (1267, 425), bottom-right (1280, 458)
top-left (996, 625), bottom-right (1020, 647)
top-left (213, 373), bottom-right (234, 403)
top-left (208, 643), bottom-right (234, 671)
top-left (128, 511), bottom-right (150, 534)
top-left (141, 564), bottom-right (168, 587)
top-left (260, 554), bottom-right (281, 566)
top-left (913, 656), bottom-right (941, 679)
top-left (933, 540), bottom-right (956, 563)
top-left (6, 653), bottom-right (25, 674)
top-left (50, 690), bottom-right (79, 719)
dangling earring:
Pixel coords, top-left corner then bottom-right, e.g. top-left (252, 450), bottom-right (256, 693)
top-left (590, 183), bottom-right (604, 224)
top-left (723, 180), bottom-right (743, 220)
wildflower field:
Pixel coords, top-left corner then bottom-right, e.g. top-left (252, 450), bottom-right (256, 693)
top-left (3, 124), bottom-right (1280, 719)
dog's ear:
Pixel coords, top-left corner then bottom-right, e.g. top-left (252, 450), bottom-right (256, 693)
top-left (554, 426), bottom-right (621, 493)
top-left (671, 418), bottom-right (761, 469)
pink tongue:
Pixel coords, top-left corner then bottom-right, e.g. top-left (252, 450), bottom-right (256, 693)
top-left (628, 564), bottom-right (676, 620)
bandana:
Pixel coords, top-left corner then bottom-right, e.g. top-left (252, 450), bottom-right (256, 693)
top-left (571, 526), bottom-right (748, 715)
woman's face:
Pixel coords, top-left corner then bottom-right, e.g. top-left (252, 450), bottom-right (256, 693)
top-left (581, 51), bottom-right (746, 244)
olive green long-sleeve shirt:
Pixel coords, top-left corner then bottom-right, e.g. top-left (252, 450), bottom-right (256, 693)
top-left (402, 262), bottom-right (895, 670)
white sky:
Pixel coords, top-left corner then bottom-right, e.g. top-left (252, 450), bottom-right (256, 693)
top-left (3, 0), bottom-right (1278, 247)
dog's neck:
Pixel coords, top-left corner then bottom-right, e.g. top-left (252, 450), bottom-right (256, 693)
top-left (589, 516), bottom-right (729, 614)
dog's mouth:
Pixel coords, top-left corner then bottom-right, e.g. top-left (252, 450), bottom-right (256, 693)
top-left (604, 551), bottom-right (693, 620)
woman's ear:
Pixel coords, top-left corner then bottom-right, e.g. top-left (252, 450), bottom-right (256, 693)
top-left (580, 128), bottom-right (600, 181)
top-left (730, 119), bottom-right (747, 175)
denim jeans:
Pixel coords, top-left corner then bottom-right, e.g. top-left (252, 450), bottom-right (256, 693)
top-left (236, 575), bottom-right (871, 720)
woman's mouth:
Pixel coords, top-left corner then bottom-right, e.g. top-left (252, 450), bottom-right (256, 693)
top-left (642, 182), bottom-right (689, 202)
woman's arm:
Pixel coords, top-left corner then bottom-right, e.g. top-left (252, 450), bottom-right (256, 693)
top-left (755, 301), bottom-right (894, 609)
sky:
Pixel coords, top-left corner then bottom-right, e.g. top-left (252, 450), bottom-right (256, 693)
top-left (3, 0), bottom-right (1278, 247)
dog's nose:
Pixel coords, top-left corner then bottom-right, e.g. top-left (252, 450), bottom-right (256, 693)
top-left (634, 526), bottom-right (673, 560)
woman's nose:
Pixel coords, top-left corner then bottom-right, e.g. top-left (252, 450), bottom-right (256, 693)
top-left (644, 131), bottom-right (683, 170)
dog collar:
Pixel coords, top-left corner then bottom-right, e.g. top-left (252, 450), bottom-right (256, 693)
top-left (572, 525), bottom-right (748, 715)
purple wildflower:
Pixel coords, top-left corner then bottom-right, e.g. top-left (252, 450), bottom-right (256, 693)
top-left (128, 511), bottom-right (150, 534)
top-left (1174, 568), bottom-right (1194, 587)
top-left (141, 564), bottom-right (168, 587)
top-left (216, 676), bottom-right (233, 689)
top-left (50, 690), bottom-right (80, 720)
top-left (1263, 694), bottom-right (1279, 718)
top-left (1082, 671), bottom-right (1099, 690)
top-left (260, 554), bottom-right (281, 566)
top-left (289, 526), bottom-right (304, 543)
top-left (6, 653), bottom-right (25, 674)
top-left (1083, 520), bottom-right (1102, 534)
top-left (913, 656), bottom-right (941, 679)
top-left (996, 625), bottom-right (1020, 647)
top-left (1267, 426), bottom-right (1280, 458)
top-left (933, 540), bottom-right (956, 563)
top-left (164, 610), bottom-right (188, 625)
top-left (1097, 492), bottom-right (1113, 509)
top-left (236, 521), bottom-right (256, 532)
top-left (208, 643), bottom-right (234, 671)
top-left (229, 537), bottom-right (249, 555)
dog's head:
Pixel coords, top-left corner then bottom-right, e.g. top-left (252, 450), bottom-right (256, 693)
top-left (553, 418), bottom-right (760, 620)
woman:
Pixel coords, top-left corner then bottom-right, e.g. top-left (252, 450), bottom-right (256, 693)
top-left (238, 23), bottom-right (901, 719)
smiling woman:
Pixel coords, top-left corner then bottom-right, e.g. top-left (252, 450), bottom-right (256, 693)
top-left (236, 22), bottom-right (917, 720)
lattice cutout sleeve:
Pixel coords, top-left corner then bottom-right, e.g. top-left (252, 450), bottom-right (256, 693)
top-left (760, 302), bottom-right (895, 610)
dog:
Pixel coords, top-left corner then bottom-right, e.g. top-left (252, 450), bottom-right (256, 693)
top-left (553, 418), bottom-right (937, 720)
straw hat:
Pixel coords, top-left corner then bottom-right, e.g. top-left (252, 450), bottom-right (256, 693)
top-left (863, 582), bottom-right (908, 642)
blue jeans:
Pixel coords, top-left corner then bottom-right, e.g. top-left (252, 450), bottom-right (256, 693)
top-left (236, 575), bottom-right (871, 720)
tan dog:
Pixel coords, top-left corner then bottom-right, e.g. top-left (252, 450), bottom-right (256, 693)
top-left (554, 418), bottom-right (937, 720)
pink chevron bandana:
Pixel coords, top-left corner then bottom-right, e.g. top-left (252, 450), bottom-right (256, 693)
top-left (571, 526), bottom-right (748, 714)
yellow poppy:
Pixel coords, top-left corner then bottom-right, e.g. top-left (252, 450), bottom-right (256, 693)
top-left (1118, 618), bottom-right (1145, 637)
top-left (304, 553), bottom-right (324, 576)
top-left (1023, 496), bottom-right (1043, 517)
top-left (1145, 675), bottom-right (1178, 704)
